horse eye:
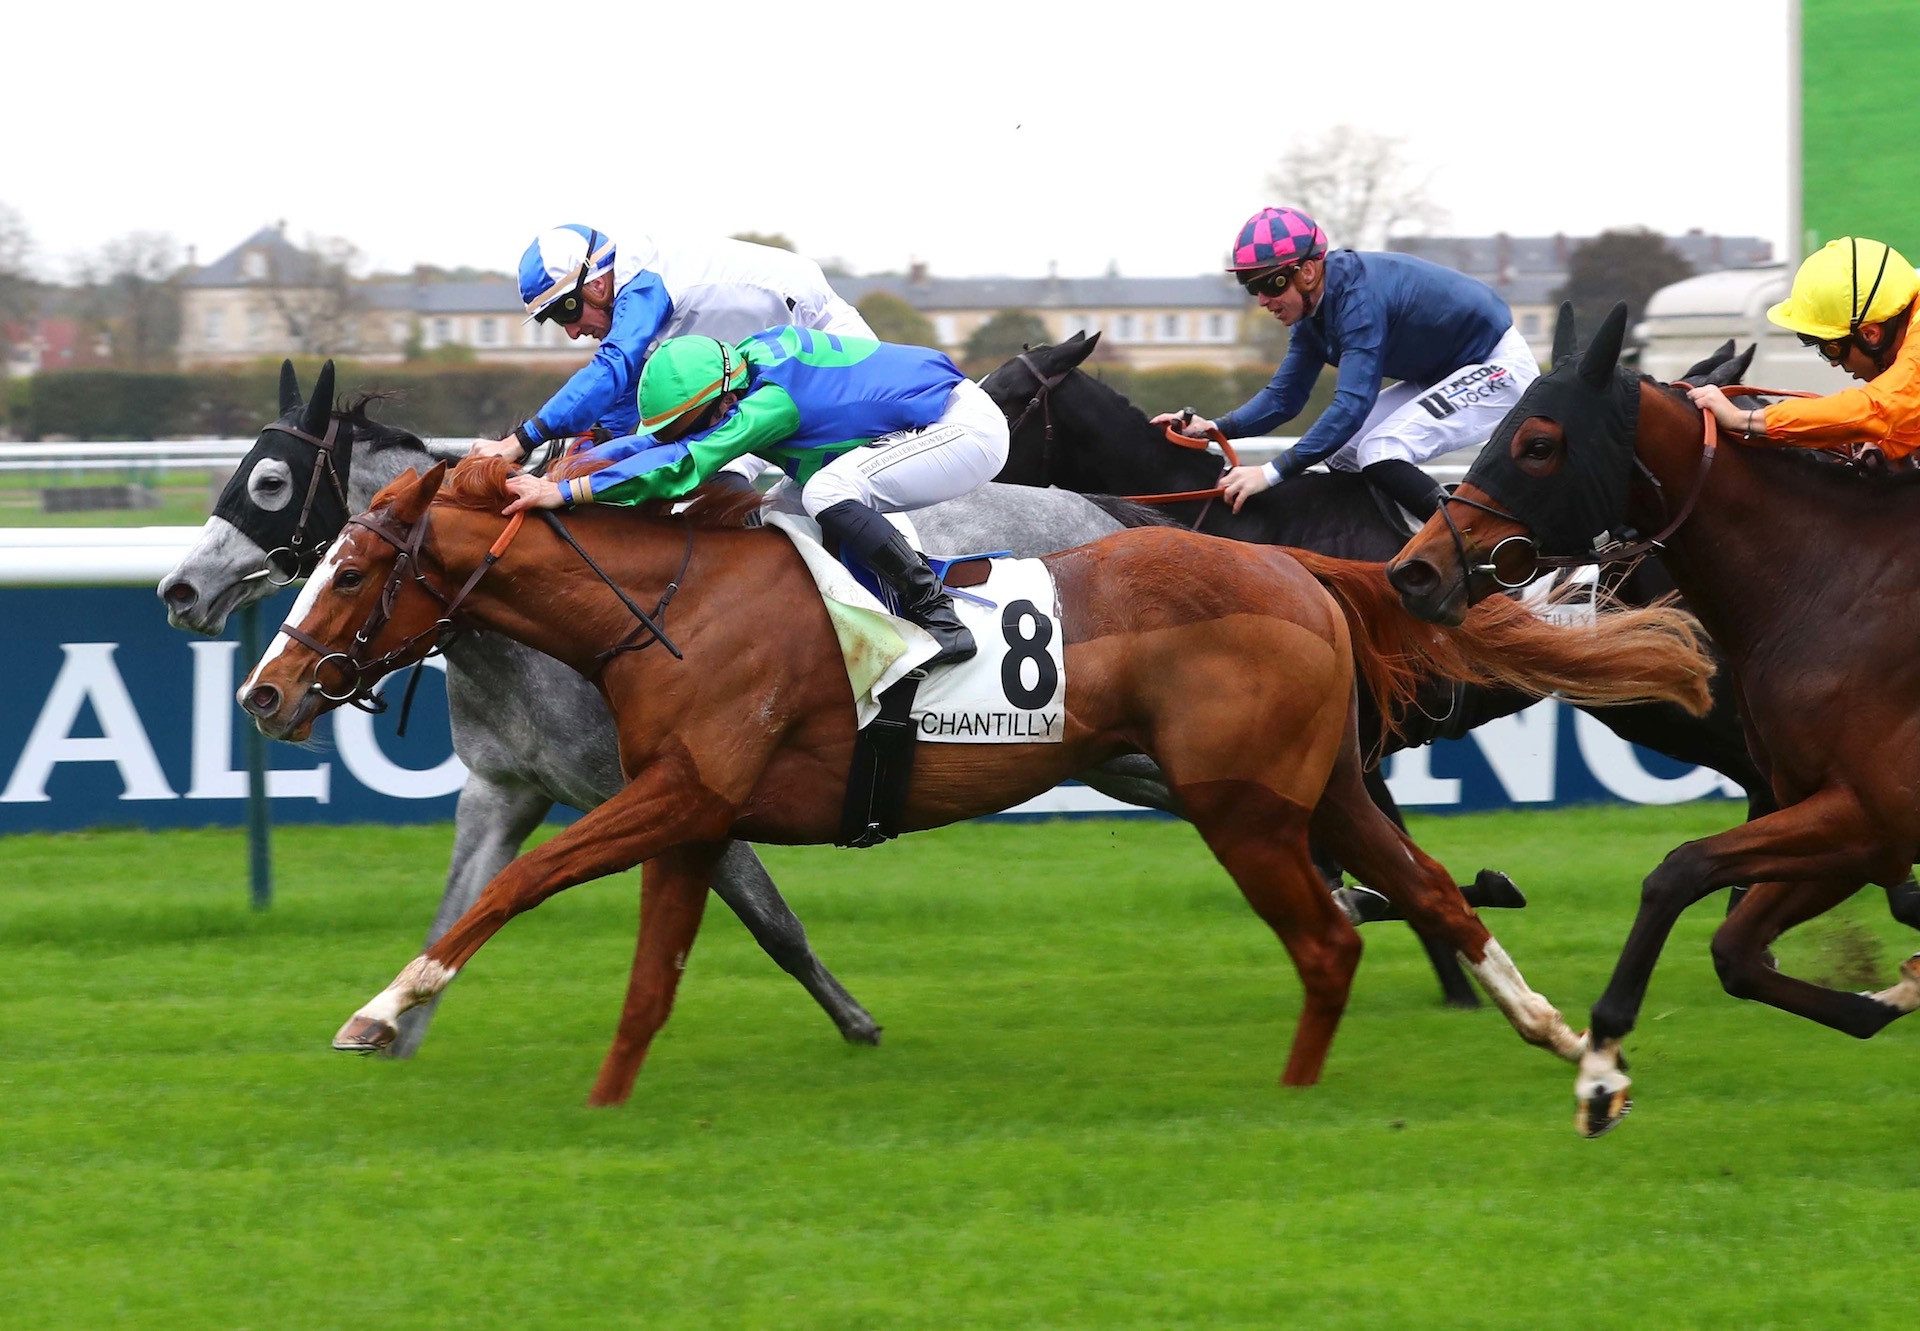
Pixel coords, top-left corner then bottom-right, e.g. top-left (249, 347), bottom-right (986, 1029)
top-left (336, 568), bottom-right (364, 591)
top-left (1523, 437), bottom-right (1554, 458)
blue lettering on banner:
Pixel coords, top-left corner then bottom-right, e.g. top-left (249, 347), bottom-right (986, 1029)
top-left (0, 587), bottom-right (1742, 835)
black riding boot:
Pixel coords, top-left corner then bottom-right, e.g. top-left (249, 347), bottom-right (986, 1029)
top-left (1362, 457), bottom-right (1446, 520)
top-left (815, 499), bottom-right (976, 666)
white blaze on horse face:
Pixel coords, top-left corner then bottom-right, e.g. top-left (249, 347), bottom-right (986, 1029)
top-left (1465, 938), bottom-right (1583, 1060)
top-left (240, 536), bottom-right (347, 694)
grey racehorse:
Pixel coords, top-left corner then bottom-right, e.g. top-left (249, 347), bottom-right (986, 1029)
top-left (161, 362), bottom-right (1175, 1056)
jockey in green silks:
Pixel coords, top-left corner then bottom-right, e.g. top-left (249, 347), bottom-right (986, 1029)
top-left (504, 325), bottom-right (1011, 665)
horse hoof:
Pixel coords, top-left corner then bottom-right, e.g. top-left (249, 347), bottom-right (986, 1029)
top-left (333, 1015), bottom-right (397, 1054)
top-left (1471, 870), bottom-right (1528, 911)
top-left (1575, 1086), bottom-right (1632, 1138)
top-left (1333, 884), bottom-right (1394, 925)
top-left (841, 1022), bottom-right (883, 1047)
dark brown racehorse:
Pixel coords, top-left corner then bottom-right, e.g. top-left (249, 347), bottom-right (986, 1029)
top-left (240, 455), bottom-right (1715, 1106)
top-left (1386, 301), bottom-right (1920, 1136)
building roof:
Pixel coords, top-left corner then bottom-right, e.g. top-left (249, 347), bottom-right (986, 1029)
top-left (361, 279), bottom-right (522, 315)
top-left (181, 226), bottom-right (330, 288)
top-left (1386, 231), bottom-right (1776, 309)
top-left (833, 273), bottom-right (1246, 311)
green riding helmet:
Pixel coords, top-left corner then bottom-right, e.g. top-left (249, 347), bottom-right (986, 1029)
top-left (637, 336), bottom-right (750, 432)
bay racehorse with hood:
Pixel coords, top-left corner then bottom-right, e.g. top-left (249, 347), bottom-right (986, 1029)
top-left (238, 449), bottom-right (1714, 1106)
top-left (1386, 302), bottom-right (1920, 1136)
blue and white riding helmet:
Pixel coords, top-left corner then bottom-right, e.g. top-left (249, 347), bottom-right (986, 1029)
top-left (518, 224), bottom-right (617, 324)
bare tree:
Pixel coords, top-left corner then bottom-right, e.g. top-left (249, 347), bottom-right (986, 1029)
top-left (270, 235), bottom-right (367, 356)
top-left (1264, 125), bottom-right (1446, 251)
top-left (0, 203), bottom-right (35, 358)
top-left (74, 231), bottom-right (182, 370)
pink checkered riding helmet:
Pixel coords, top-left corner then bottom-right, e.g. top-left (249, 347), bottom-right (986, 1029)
top-left (1227, 207), bottom-right (1328, 273)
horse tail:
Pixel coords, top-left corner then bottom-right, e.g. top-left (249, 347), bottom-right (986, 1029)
top-left (1284, 550), bottom-right (1716, 745)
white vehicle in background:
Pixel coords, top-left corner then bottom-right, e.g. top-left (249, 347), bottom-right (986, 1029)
top-left (1632, 264), bottom-right (1853, 394)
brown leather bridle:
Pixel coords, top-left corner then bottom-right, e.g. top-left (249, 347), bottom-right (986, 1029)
top-left (277, 509), bottom-right (526, 712)
top-left (1435, 384), bottom-right (1819, 594)
top-left (264, 413), bottom-right (355, 586)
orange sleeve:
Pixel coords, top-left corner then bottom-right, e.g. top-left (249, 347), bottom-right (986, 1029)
top-left (1761, 336), bottom-right (1920, 453)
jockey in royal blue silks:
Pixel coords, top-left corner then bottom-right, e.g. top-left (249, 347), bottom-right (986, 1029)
top-left (1151, 206), bottom-right (1541, 519)
top-left (501, 327), bottom-right (1012, 666)
top-left (468, 224), bottom-right (873, 472)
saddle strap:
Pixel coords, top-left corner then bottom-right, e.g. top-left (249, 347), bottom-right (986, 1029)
top-left (837, 671), bottom-right (926, 849)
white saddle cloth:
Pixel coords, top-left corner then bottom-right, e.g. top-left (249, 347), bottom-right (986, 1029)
top-left (765, 511), bottom-right (1066, 743)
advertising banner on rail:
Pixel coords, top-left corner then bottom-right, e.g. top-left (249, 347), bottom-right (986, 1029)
top-left (0, 584), bottom-right (1745, 836)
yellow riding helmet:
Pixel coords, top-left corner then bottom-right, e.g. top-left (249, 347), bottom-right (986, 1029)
top-left (1767, 237), bottom-right (1920, 339)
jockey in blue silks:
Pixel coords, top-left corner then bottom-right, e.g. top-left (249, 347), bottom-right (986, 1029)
top-left (469, 224), bottom-right (872, 471)
top-left (1151, 206), bottom-right (1541, 519)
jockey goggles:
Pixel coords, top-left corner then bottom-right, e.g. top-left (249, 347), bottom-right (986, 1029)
top-left (1236, 264), bottom-right (1302, 299)
top-left (1794, 332), bottom-right (1848, 365)
top-left (534, 229), bottom-right (601, 326)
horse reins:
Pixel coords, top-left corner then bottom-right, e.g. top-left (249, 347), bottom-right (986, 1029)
top-left (278, 496), bottom-right (695, 718)
top-left (1438, 383), bottom-right (1822, 592)
top-left (277, 509), bottom-right (528, 715)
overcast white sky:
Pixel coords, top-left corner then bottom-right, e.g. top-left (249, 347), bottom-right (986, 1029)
top-left (5, 0), bottom-right (1793, 281)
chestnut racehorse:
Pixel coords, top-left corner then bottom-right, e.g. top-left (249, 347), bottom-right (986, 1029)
top-left (241, 456), bottom-right (1714, 1107)
top-left (1386, 301), bottom-right (1920, 1136)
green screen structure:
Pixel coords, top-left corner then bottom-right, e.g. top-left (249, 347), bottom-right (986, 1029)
top-left (1802, 0), bottom-right (1920, 258)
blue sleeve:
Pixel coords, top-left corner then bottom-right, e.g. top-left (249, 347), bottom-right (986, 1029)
top-left (517, 275), bottom-right (672, 443)
top-left (1216, 332), bottom-right (1324, 439)
top-left (1282, 302), bottom-right (1387, 477)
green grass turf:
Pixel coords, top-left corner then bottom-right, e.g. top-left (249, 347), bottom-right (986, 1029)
top-left (0, 469), bottom-right (222, 528)
top-left (1, 805), bottom-right (1914, 1328)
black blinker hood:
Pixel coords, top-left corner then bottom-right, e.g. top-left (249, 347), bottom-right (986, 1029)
top-left (1462, 302), bottom-right (1643, 558)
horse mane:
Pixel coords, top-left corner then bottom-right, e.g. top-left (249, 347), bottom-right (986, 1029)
top-left (338, 392), bottom-right (426, 455)
top-left (392, 454), bottom-right (764, 528)
top-left (1082, 494), bottom-right (1178, 528)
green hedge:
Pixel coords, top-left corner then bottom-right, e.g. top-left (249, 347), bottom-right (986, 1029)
top-left (12, 357), bottom-right (1340, 442)
top-left (15, 361), bottom-right (565, 441)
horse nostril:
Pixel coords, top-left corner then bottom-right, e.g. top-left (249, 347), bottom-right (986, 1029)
top-left (244, 683), bottom-right (283, 717)
top-left (163, 580), bottom-right (198, 610)
top-left (1388, 558), bottom-right (1439, 599)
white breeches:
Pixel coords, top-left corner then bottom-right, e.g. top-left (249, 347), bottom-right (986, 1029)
top-left (1321, 326), bottom-right (1541, 471)
top-left (801, 378), bottom-right (1011, 516)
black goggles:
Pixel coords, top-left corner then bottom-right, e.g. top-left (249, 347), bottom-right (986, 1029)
top-left (1795, 332), bottom-right (1848, 364)
top-left (1237, 264), bottom-right (1302, 299)
top-left (535, 229), bottom-right (601, 326)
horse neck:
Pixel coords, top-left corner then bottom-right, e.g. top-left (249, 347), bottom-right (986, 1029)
top-left (349, 426), bottom-right (432, 512)
top-left (1629, 382), bottom-right (1796, 660)
top-left (427, 507), bottom-right (696, 679)
top-left (1055, 374), bottom-right (1221, 495)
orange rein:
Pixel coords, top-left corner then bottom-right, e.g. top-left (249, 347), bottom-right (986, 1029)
top-left (1123, 424), bottom-right (1243, 504)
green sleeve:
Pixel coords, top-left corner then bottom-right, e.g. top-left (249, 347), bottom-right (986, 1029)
top-left (590, 386), bottom-right (801, 506)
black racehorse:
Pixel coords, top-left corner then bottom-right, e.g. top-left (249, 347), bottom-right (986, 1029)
top-left (981, 332), bottom-right (1920, 996)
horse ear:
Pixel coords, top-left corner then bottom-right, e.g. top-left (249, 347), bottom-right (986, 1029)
top-left (1577, 303), bottom-right (1629, 389)
top-left (278, 360), bottom-right (302, 415)
top-left (1551, 302), bottom-right (1577, 368)
top-left (385, 461), bottom-right (448, 525)
top-left (1061, 332), bottom-right (1099, 369)
top-left (302, 359), bottom-right (336, 437)
top-left (1728, 341), bottom-right (1757, 382)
